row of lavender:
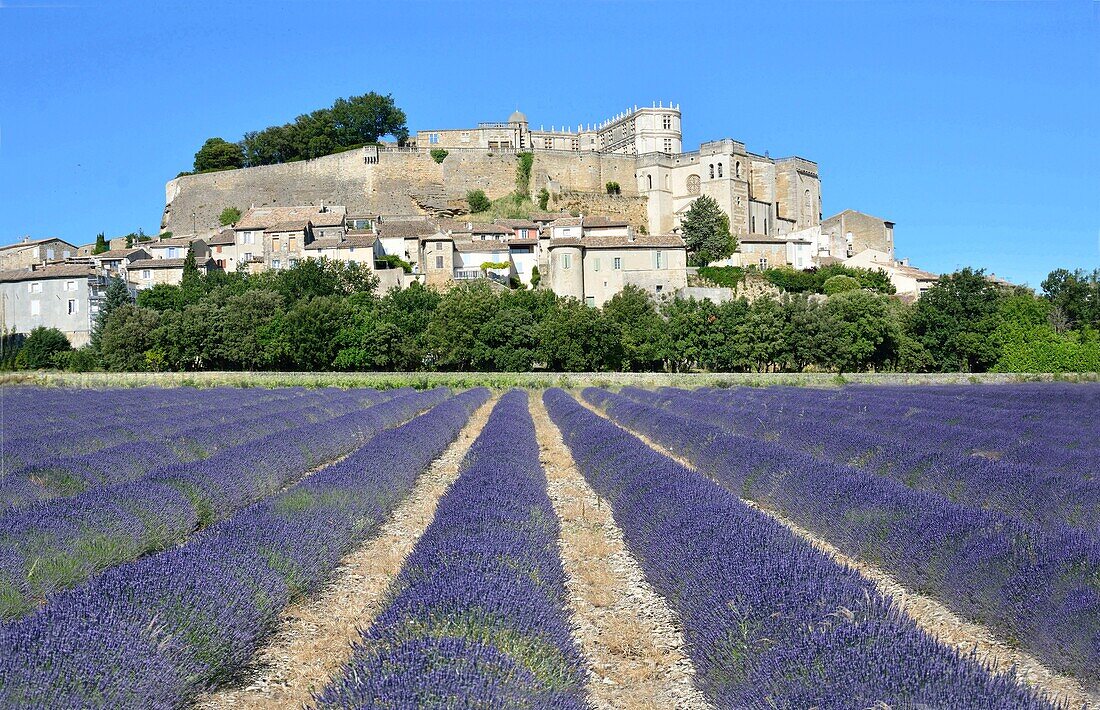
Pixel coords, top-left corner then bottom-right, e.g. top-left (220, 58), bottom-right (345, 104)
top-left (3, 386), bottom-right (304, 467)
top-left (714, 383), bottom-right (1100, 473)
top-left (318, 390), bottom-right (587, 708)
top-left (546, 389), bottom-right (1048, 707)
top-left (1, 387), bottom-right (398, 510)
top-left (0, 389), bottom-right (489, 708)
top-left (0, 388), bottom-right (450, 621)
top-left (640, 386), bottom-right (1100, 534)
top-left (589, 387), bottom-right (1100, 687)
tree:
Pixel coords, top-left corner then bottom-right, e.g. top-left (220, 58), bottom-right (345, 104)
top-left (275, 296), bottom-right (351, 370)
top-left (819, 291), bottom-right (899, 373)
top-left (218, 289), bottom-right (284, 369)
top-left (530, 265), bottom-right (541, 288)
top-left (219, 207), bottom-right (242, 226)
top-left (16, 327), bottom-right (71, 369)
top-left (909, 268), bottom-right (1006, 372)
top-left (430, 149), bottom-right (448, 164)
top-left (182, 244), bottom-right (200, 285)
top-left (538, 188), bottom-right (550, 211)
top-left (193, 137), bottom-right (244, 172)
top-left (90, 277), bottom-right (133, 353)
top-left (92, 232), bottom-right (108, 255)
top-left (425, 282), bottom-right (499, 370)
top-left (467, 189), bottom-right (491, 213)
top-left (737, 297), bottom-right (787, 372)
top-left (823, 274), bottom-right (861, 295)
top-left (536, 300), bottom-right (621, 371)
top-left (1042, 268), bottom-right (1100, 329)
top-left (99, 305), bottom-right (161, 371)
top-left (681, 195), bottom-right (735, 267)
top-left (604, 285), bottom-right (667, 371)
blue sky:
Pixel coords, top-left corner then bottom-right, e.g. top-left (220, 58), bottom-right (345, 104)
top-left (1, 0), bottom-right (1097, 288)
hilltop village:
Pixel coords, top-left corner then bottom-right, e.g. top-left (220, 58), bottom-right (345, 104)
top-left (1, 102), bottom-right (937, 347)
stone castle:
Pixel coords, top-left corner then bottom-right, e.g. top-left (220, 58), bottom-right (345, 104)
top-left (161, 101), bottom-right (827, 249)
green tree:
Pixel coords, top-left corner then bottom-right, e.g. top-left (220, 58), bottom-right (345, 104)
top-left (467, 189), bottom-right (491, 213)
top-left (217, 289), bottom-right (284, 369)
top-left (604, 285), bottom-right (667, 371)
top-left (516, 152), bottom-right (534, 195)
top-left (90, 277), bottom-right (133, 353)
top-left (275, 296), bottom-right (351, 370)
top-left (737, 297), bottom-right (787, 372)
top-left (536, 299), bottom-right (621, 371)
top-left (1042, 268), bottom-right (1100, 329)
top-left (92, 232), bottom-right (108, 255)
top-left (530, 265), bottom-right (541, 288)
top-left (430, 149), bottom-right (448, 164)
top-left (16, 327), bottom-right (71, 369)
top-left (219, 207), bottom-right (242, 226)
top-left (681, 195), bottom-right (735, 267)
top-left (181, 244), bottom-right (200, 285)
top-left (425, 282), bottom-right (499, 370)
top-left (193, 137), bottom-right (244, 172)
top-left (538, 188), bottom-right (550, 211)
top-left (823, 274), bottom-right (861, 295)
top-left (99, 305), bottom-right (161, 371)
top-left (819, 291), bottom-right (899, 373)
top-left (908, 268), bottom-right (1006, 372)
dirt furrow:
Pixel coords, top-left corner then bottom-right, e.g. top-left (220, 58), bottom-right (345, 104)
top-left (196, 395), bottom-right (498, 710)
top-left (529, 394), bottom-right (713, 710)
top-left (576, 395), bottom-right (1095, 709)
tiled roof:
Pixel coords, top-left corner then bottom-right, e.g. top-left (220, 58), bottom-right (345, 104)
top-left (235, 205), bottom-right (346, 230)
top-left (469, 223), bottom-right (510, 235)
top-left (304, 238), bottom-right (341, 251)
top-left (507, 239), bottom-right (539, 246)
top-left (529, 212), bottom-right (571, 222)
top-left (0, 264), bottom-right (95, 282)
top-left (129, 257), bottom-right (216, 270)
top-left (549, 217), bottom-right (583, 227)
top-left (341, 234), bottom-right (378, 248)
top-left (583, 234), bottom-right (685, 249)
top-left (379, 220), bottom-right (438, 238)
top-left (0, 237), bottom-right (76, 253)
top-left (548, 238), bottom-right (584, 248)
top-left (494, 219), bottom-right (538, 230)
top-left (265, 220), bottom-right (311, 233)
top-left (95, 247), bottom-right (148, 260)
top-left (206, 229), bottom-right (236, 246)
top-left (454, 240), bottom-right (509, 253)
top-left (739, 234), bottom-right (788, 244)
top-left (148, 237), bottom-right (203, 247)
top-left (894, 264), bottom-right (938, 280)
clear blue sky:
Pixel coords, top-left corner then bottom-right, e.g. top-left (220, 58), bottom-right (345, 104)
top-left (1, 1), bottom-right (1097, 288)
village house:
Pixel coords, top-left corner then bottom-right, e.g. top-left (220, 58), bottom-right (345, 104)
top-left (0, 237), bottom-right (78, 271)
top-left (128, 254), bottom-right (218, 289)
top-left (91, 247), bottom-right (150, 279)
top-left (844, 248), bottom-right (939, 301)
top-left (0, 263), bottom-right (107, 347)
top-left (546, 230), bottom-right (688, 307)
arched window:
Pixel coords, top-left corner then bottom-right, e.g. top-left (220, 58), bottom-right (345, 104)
top-left (717, 163), bottom-right (723, 178)
top-left (687, 174), bottom-right (700, 195)
top-left (803, 189), bottom-right (812, 220)
top-left (647, 174), bottom-right (653, 189)
top-left (735, 161), bottom-right (742, 179)
top-left (664, 174), bottom-right (670, 189)
top-left (709, 164), bottom-right (714, 179)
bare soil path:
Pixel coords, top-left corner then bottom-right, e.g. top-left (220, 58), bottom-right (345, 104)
top-left (196, 395), bottom-right (498, 710)
top-left (575, 394), bottom-right (1096, 709)
top-left (529, 394), bottom-right (713, 710)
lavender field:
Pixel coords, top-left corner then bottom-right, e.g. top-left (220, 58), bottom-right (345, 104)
top-left (0, 383), bottom-right (1096, 708)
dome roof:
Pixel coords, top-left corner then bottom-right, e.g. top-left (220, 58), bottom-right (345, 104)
top-left (508, 109), bottom-right (527, 124)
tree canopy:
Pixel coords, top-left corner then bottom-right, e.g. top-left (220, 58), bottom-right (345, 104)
top-left (681, 195), bottom-right (736, 266)
top-left (193, 138), bottom-right (245, 173)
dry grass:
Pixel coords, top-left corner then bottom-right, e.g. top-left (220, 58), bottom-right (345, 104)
top-left (195, 395), bottom-right (498, 709)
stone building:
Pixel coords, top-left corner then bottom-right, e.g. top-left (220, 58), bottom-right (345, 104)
top-left (546, 232), bottom-right (687, 307)
top-left (415, 103), bottom-right (683, 156)
top-left (91, 247), bottom-right (150, 279)
top-left (128, 255), bottom-right (218, 289)
top-left (0, 263), bottom-right (106, 347)
top-left (821, 209), bottom-right (895, 261)
top-left (0, 237), bottom-right (78, 271)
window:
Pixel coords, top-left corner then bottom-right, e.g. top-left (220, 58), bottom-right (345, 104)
top-left (272, 258), bottom-right (281, 269)
top-left (67, 299), bottom-right (78, 315)
top-left (593, 258), bottom-right (601, 272)
top-left (647, 174), bottom-right (652, 189)
top-left (63, 280), bottom-right (76, 291)
top-left (655, 285), bottom-right (663, 293)
top-left (687, 175), bottom-right (700, 195)
top-left (63, 250), bottom-right (71, 259)
top-left (735, 161), bottom-right (742, 178)
top-left (461, 131), bottom-right (470, 142)
top-left (709, 164), bottom-right (714, 179)
top-left (429, 133), bottom-right (439, 144)
top-left (46, 248), bottom-right (55, 260)
top-left (613, 257), bottom-right (622, 270)
top-left (543, 137), bottom-right (553, 149)
top-left (663, 138), bottom-right (672, 153)
top-left (655, 251), bottom-right (664, 269)
top-left (244, 232), bottom-right (254, 245)
top-left (570, 138), bottom-right (578, 151)
top-left (717, 163), bottom-right (723, 178)
top-left (243, 252), bottom-right (253, 262)
top-left (751, 216), bottom-right (756, 232)
top-left (349, 246), bottom-right (356, 253)
top-left (435, 255), bottom-right (444, 269)
top-left (662, 115), bottom-right (672, 130)
top-left (519, 229), bottom-right (528, 238)
top-left (288, 237), bottom-right (297, 250)
top-left (289, 259), bottom-right (299, 267)
top-left (272, 237), bottom-right (281, 251)
top-left (141, 270), bottom-right (151, 279)
top-left (562, 253), bottom-right (572, 269)
top-left (28, 282), bottom-right (42, 293)
top-left (435, 242), bottom-right (443, 251)
top-left (585, 296), bottom-right (595, 307)
top-left (30, 300), bottom-right (40, 316)
top-left (759, 257), bottom-right (769, 269)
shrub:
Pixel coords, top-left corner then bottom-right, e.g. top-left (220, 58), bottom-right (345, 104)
top-left (538, 188), bottom-right (550, 211)
top-left (516, 152), bottom-right (534, 194)
top-left (530, 265), bottom-right (541, 288)
top-left (605, 181), bottom-right (621, 195)
top-left (218, 207), bottom-right (242, 226)
top-left (376, 255), bottom-right (413, 273)
top-left (823, 275), bottom-right (861, 295)
top-left (16, 327), bottom-right (72, 369)
top-left (430, 149), bottom-right (448, 164)
top-left (466, 189), bottom-right (491, 213)
top-left (65, 347), bottom-right (101, 372)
